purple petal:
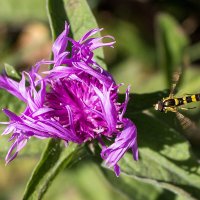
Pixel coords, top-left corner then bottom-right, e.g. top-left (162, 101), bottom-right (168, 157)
top-left (0, 75), bottom-right (26, 101)
top-left (89, 35), bottom-right (116, 50)
top-left (114, 164), bottom-right (120, 177)
top-left (79, 28), bottom-right (104, 43)
top-left (3, 109), bottom-right (23, 122)
top-left (2, 125), bottom-right (15, 135)
top-left (93, 85), bottom-right (117, 133)
top-left (101, 119), bottom-right (138, 175)
top-left (73, 62), bottom-right (113, 88)
top-left (32, 107), bottom-right (54, 117)
top-left (120, 85), bottom-right (130, 120)
top-left (52, 22), bottom-right (70, 60)
top-left (43, 66), bottom-right (80, 80)
top-left (5, 135), bottom-right (28, 164)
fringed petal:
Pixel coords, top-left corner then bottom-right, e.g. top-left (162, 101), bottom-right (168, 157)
top-left (101, 119), bottom-right (138, 176)
top-left (52, 22), bottom-right (70, 60)
top-left (6, 134), bottom-right (28, 164)
top-left (0, 21), bottom-right (138, 178)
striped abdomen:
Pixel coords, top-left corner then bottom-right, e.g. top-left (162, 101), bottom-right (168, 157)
top-left (163, 94), bottom-right (200, 108)
top-left (174, 94), bottom-right (200, 106)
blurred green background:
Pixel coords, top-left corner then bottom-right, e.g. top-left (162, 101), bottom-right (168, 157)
top-left (1, 0), bottom-right (200, 199)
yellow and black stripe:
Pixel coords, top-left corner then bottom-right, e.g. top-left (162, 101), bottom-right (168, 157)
top-left (163, 94), bottom-right (200, 108)
top-left (175, 94), bottom-right (200, 106)
top-left (154, 93), bottom-right (200, 113)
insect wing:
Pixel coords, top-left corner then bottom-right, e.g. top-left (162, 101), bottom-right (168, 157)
top-left (169, 71), bottom-right (181, 98)
top-left (176, 112), bottom-right (200, 145)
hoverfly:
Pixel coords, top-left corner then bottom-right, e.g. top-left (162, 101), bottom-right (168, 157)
top-left (154, 72), bottom-right (200, 113)
top-left (154, 93), bottom-right (200, 113)
top-left (154, 72), bottom-right (200, 139)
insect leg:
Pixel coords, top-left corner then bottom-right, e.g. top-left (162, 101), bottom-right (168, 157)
top-left (180, 107), bottom-right (196, 110)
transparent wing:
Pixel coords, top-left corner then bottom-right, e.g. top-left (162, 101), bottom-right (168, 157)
top-left (176, 112), bottom-right (195, 130)
top-left (176, 112), bottom-right (200, 145)
top-left (169, 55), bottom-right (189, 97)
top-left (169, 71), bottom-right (181, 98)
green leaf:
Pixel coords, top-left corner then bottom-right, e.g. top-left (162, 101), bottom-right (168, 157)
top-left (63, 0), bottom-right (106, 69)
top-left (96, 90), bottom-right (200, 199)
top-left (4, 63), bottom-right (20, 80)
top-left (116, 112), bottom-right (200, 200)
top-left (102, 168), bottom-right (187, 200)
top-left (23, 141), bottom-right (89, 200)
top-left (47, 0), bottom-right (68, 40)
top-left (155, 13), bottom-right (189, 88)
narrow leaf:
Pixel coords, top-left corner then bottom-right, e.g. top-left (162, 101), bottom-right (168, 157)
top-left (23, 141), bottom-right (89, 200)
top-left (102, 168), bottom-right (187, 200)
top-left (47, 0), bottom-right (68, 40)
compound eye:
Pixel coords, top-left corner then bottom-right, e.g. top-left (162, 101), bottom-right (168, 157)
top-left (158, 102), bottom-right (164, 111)
top-left (155, 101), bottom-right (164, 112)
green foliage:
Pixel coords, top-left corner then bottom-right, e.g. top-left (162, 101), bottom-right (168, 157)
top-left (23, 141), bottom-right (89, 200)
top-left (188, 42), bottom-right (200, 63)
top-left (4, 63), bottom-right (20, 80)
top-left (44, 162), bottom-right (128, 200)
top-left (155, 13), bottom-right (189, 88)
top-left (0, 0), bottom-right (47, 22)
top-left (47, 0), bottom-right (68, 40)
top-left (102, 90), bottom-right (200, 200)
top-left (102, 9), bottom-right (200, 200)
top-left (120, 113), bottom-right (200, 200)
top-left (102, 168), bottom-right (185, 200)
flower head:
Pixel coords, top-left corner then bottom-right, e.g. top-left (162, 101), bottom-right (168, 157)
top-left (0, 22), bottom-right (138, 176)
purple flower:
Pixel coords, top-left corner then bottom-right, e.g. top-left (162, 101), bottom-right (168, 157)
top-left (0, 22), bottom-right (138, 176)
